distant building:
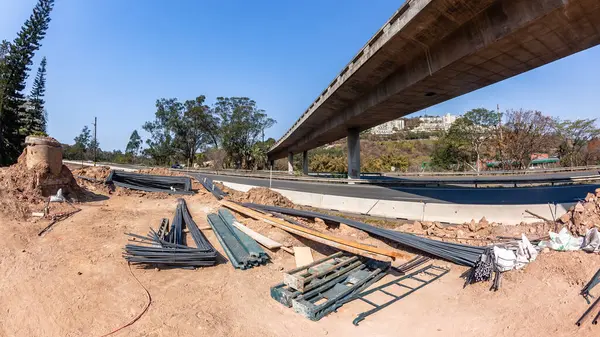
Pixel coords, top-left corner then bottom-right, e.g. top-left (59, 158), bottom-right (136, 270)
top-left (412, 113), bottom-right (457, 132)
top-left (368, 113), bottom-right (458, 135)
top-left (369, 118), bottom-right (405, 135)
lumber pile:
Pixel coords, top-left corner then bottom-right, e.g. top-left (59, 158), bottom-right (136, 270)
top-left (244, 203), bottom-right (487, 267)
top-left (220, 200), bottom-right (406, 261)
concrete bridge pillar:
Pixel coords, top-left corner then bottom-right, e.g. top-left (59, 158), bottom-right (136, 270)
top-left (302, 151), bottom-right (309, 175)
top-left (347, 128), bottom-right (360, 179)
top-left (287, 152), bottom-right (294, 174)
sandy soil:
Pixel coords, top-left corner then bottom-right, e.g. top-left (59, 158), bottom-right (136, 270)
top-left (0, 185), bottom-right (598, 337)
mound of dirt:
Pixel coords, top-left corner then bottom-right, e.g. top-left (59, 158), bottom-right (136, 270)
top-left (225, 187), bottom-right (294, 208)
top-left (71, 166), bottom-right (112, 181)
top-left (503, 250), bottom-right (599, 288)
top-left (0, 153), bottom-right (82, 219)
top-left (557, 189), bottom-right (600, 235)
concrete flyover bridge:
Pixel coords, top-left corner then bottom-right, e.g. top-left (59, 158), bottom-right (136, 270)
top-left (268, 0), bottom-right (600, 178)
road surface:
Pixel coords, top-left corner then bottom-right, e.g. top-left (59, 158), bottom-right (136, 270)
top-left (194, 173), bottom-right (599, 205)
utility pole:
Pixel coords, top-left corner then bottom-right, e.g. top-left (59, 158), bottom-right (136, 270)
top-left (497, 104), bottom-right (503, 140)
top-left (93, 117), bottom-right (97, 166)
top-left (497, 104), bottom-right (504, 170)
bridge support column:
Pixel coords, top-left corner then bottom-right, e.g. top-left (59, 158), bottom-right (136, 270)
top-left (302, 151), bottom-right (309, 175)
top-left (287, 152), bottom-right (294, 174)
top-left (347, 128), bottom-right (360, 179)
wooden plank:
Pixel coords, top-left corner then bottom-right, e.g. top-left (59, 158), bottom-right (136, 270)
top-left (231, 221), bottom-right (282, 249)
top-left (281, 246), bottom-right (295, 255)
top-left (293, 247), bottom-right (314, 267)
top-left (220, 201), bottom-right (401, 261)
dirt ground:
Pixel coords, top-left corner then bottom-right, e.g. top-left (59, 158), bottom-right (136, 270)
top-left (1, 183), bottom-right (599, 337)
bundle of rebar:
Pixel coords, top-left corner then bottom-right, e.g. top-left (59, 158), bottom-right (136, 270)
top-left (107, 170), bottom-right (194, 195)
top-left (207, 208), bottom-right (269, 269)
top-left (123, 199), bottom-right (217, 267)
top-left (395, 256), bottom-right (430, 274)
top-left (582, 268), bottom-right (600, 302)
top-left (195, 175), bottom-right (227, 199)
top-left (244, 203), bottom-right (486, 267)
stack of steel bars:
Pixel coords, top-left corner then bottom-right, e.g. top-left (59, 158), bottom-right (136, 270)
top-left (244, 203), bottom-right (487, 267)
top-left (195, 175), bottom-right (227, 199)
top-left (394, 255), bottom-right (430, 274)
top-left (107, 170), bottom-right (194, 195)
top-left (576, 268), bottom-right (600, 326)
top-left (123, 199), bottom-right (217, 267)
top-left (207, 208), bottom-right (269, 269)
top-left (582, 268), bottom-right (600, 301)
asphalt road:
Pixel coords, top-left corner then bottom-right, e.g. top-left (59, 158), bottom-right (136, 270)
top-left (194, 172), bottom-right (600, 205)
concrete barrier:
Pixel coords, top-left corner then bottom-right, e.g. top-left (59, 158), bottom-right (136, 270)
top-left (215, 180), bottom-right (571, 225)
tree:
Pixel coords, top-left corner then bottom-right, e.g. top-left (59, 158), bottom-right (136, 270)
top-left (174, 96), bottom-right (220, 166)
top-left (143, 96), bottom-right (220, 166)
top-left (214, 97), bottom-right (275, 169)
top-left (502, 109), bottom-right (556, 169)
top-left (125, 129), bottom-right (142, 157)
top-left (455, 108), bottom-right (501, 172)
top-left (204, 147), bottom-right (226, 171)
top-left (143, 98), bottom-right (178, 165)
top-left (21, 56), bottom-right (47, 136)
top-left (555, 118), bottom-right (600, 167)
top-left (73, 125), bottom-right (91, 159)
top-left (0, 0), bottom-right (54, 165)
top-left (249, 137), bottom-right (276, 170)
top-left (430, 126), bottom-right (472, 171)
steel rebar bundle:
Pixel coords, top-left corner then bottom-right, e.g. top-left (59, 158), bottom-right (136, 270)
top-left (107, 170), bottom-right (194, 195)
top-left (123, 199), bottom-right (217, 267)
top-left (582, 268), bottom-right (600, 302)
top-left (244, 203), bottom-right (486, 267)
top-left (195, 175), bottom-right (227, 199)
top-left (207, 208), bottom-right (269, 269)
top-left (395, 256), bottom-right (430, 274)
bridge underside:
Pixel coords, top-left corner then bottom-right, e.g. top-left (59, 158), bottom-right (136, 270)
top-left (268, 0), bottom-right (600, 161)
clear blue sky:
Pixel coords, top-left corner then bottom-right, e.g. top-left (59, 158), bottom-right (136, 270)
top-left (1, 0), bottom-right (599, 151)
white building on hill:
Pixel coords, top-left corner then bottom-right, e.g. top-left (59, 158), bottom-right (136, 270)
top-left (369, 118), bottom-right (405, 135)
top-left (413, 113), bottom-right (457, 132)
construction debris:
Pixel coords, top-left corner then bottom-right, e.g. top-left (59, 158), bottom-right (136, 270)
top-left (107, 170), bottom-right (194, 195)
top-left (558, 189), bottom-right (600, 236)
top-left (293, 247), bottom-right (314, 267)
top-left (123, 199), bottom-right (218, 267)
top-left (538, 228), bottom-right (584, 251)
top-left (271, 252), bottom-right (389, 321)
top-left (207, 208), bottom-right (269, 269)
top-left (583, 228), bottom-right (600, 253)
